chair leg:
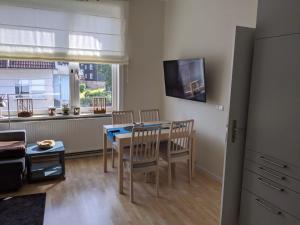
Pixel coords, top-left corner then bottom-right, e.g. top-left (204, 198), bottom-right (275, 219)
top-left (156, 167), bottom-right (159, 197)
top-left (130, 170), bottom-right (134, 203)
top-left (188, 159), bottom-right (192, 184)
top-left (112, 149), bottom-right (115, 168)
top-left (168, 161), bottom-right (172, 186)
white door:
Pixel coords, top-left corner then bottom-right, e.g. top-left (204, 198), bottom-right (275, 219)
top-left (220, 26), bottom-right (255, 225)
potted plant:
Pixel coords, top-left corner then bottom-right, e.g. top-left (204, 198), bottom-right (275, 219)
top-left (62, 104), bottom-right (70, 115)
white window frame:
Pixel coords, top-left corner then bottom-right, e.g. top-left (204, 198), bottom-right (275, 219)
top-left (0, 63), bottom-right (121, 117)
top-left (71, 63), bottom-right (120, 114)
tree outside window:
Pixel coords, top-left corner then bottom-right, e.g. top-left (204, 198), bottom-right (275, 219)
top-left (79, 64), bottom-right (112, 107)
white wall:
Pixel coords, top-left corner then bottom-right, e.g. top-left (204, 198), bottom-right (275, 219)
top-left (124, 0), bottom-right (164, 120)
top-left (162, 0), bottom-right (258, 180)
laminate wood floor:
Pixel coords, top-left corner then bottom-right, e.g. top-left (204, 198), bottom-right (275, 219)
top-left (1, 156), bottom-right (222, 225)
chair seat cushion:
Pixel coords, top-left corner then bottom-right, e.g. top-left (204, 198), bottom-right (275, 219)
top-left (0, 141), bottom-right (26, 159)
top-left (133, 161), bottom-right (157, 168)
top-left (123, 151), bottom-right (157, 168)
top-left (159, 141), bottom-right (189, 158)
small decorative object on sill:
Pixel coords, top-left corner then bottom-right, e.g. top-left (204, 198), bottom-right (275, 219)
top-left (73, 107), bottom-right (80, 115)
top-left (17, 98), bottom-right (33, 117)
top-left (48, 107), bottom-right (56, 116)
top-left (62, 104), bottom-right (70, 115)
top-left (93, 97), bottom-right (106, 114)
top-left (37, 139), bottom-right (55, 150)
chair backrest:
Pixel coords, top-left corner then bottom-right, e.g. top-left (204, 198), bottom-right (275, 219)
top-left (130, 125), bottom-right (161, 165)
top-left (112, 110), bottom-right (134, 125)
top-left (139, 109), bottom-right (160, 122)
top-left (168, 120), bottom-right (194, 155)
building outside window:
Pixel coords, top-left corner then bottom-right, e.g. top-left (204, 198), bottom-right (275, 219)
top-left (15, 80), bottom-right (29, 95)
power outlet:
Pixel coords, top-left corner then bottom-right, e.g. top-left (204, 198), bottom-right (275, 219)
top-left (216, 105), bottom-right (224, 111)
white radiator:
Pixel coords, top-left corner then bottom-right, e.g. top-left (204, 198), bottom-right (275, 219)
top-left (0, 117), bottom-right (112, 153)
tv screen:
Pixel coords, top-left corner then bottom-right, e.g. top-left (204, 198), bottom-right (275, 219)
top-left (163, 58), bottom-right (206, 102)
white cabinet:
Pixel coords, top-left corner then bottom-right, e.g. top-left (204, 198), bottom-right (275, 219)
top-left (256, 0), bottom-right (300, 38)
top-left (246, 35), bottom-right (300, 167)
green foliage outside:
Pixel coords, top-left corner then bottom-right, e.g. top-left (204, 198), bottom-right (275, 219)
top-left (79, 64), bottom-right (112, 107)
top-left (80, 83), bottom-right (86, 93)
top-left (96, 64), bottom-right (112, 91)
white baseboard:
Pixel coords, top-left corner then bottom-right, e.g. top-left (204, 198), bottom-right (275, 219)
top-left (195, 164), bottom-right (223, 184)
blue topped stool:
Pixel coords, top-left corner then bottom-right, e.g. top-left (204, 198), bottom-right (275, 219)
top-left (26, 141), bottom-right (65, 182)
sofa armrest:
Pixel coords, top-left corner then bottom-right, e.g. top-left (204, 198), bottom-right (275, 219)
top-left (0, 130), bottom-right (26, 144)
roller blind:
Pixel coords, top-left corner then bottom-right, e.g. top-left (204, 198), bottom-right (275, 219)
top-left (0, 0), bottom-right (128, 64)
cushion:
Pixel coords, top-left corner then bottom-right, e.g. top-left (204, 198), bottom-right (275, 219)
top-left (159, 141), bottom-right (189, 158)
top-left (0, 141), bottom-right (26, 159)
top-left (123, 151), bottom-right (157, 169)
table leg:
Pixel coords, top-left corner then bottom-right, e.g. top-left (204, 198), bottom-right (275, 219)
top-left (118, 142), bottom-right (124, 194)
top-left (60, 152), bottom-right (66, 179)
top-left (103, 131), bottom-right (107, 173)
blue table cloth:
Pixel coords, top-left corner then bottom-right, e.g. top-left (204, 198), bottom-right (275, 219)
top-left (107, 124), bottom-right (167, 142)
top-left (107, 127), bottom-right (131, 142)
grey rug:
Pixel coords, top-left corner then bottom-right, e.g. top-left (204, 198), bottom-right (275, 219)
top-left (0, 193), bottom-right (46, 225)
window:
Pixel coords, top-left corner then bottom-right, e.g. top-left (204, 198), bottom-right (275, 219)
top-left (0, 2), bottom-right (127, 116)
top-left (53, 74), bottom-right (70, 108)
top-left (79, 64), bottom-right (112, 109)
top-left (0, 60), bottom-right (119, 116)
top-left (15, 80), bottom-right (29, 95)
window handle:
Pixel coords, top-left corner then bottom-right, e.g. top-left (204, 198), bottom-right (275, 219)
top-left (255, 198), bottom-right (282, 215)
top-left (259, 156), bottom-right (287, 168)
top-left (257, 177), bottom-right (284, 192)
top-left (258, 166), bottom-right (286, 180)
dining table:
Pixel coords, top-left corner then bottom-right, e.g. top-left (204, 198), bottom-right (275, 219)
top-left (102, 121), bottom-right (196, 194)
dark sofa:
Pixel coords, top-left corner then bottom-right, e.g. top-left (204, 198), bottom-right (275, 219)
top-left (0, 130), bottom-right (26, 192)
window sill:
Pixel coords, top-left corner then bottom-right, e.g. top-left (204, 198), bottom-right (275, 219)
top-left (0, 113), bottom-right (112, 123)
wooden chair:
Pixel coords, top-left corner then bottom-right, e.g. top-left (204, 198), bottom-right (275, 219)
top-left (112, 110), bottom-right (134, 125)
top-left (111, 110), bottom-right (134, 168)
top-left (139, 109), bottom-right (160, 123)
top-left (123, 125), bottom-right (161, 203)
top-left (160, 119), bottom-right (194, 185)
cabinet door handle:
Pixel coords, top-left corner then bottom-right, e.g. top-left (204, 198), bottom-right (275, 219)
top-left (258, 166), bottom-right (286, 180)
top-left (257, 177), bottom-right (284, 192)
top-left (259, 156), bottom-right (287, 168)
top-left (231, 120), bottom-right (237, 143)
top-left (255, 198), bottom-right (282, 215)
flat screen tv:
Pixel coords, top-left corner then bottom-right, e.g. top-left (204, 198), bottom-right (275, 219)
top-left (163, 58), bottom-right (206, 102)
